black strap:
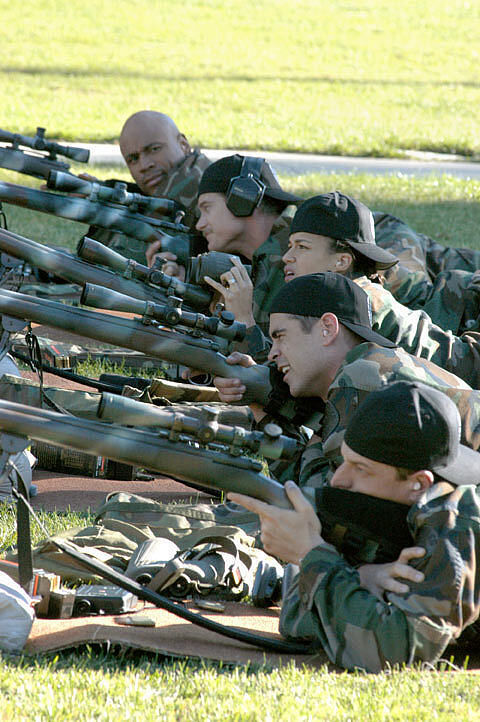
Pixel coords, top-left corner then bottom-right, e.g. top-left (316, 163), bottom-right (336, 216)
top-left (14, 474), bottom-right (33, 591)
top-left (18, 492), bottom-right (314, 655)
top-left (11, 350), bottom-right (122, 394)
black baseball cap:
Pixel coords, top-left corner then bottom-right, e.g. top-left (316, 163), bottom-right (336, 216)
top-left (198, 154), bottom-right (302, 206)
top-left (269, 272), bottom-right (396, 348)
top-left (290, 192), bottom-right (398, 270)
top-left (344, 381), bottom-right (480, 485)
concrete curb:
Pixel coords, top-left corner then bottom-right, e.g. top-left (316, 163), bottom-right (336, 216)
top-left (78, 143), bottom-right (480, 179)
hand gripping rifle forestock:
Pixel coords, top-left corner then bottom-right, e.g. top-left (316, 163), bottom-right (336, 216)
top-left (0, 227), bottom-right (211, 311)
top-left (0, 399), bottom-right (292, 507)
top-left (0, 180), bottom-right (186, 247)
top-left (0, 288), bottom-right (271, 406)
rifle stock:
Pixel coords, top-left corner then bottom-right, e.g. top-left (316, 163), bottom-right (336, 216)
top-left (0, 288), bottom-right (271, 405)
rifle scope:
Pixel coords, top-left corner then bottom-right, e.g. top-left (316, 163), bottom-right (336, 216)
top-left (77, 237), bottom-right (212, 310)
top-left (98, 393), bottom-right (299, 461)
top-left (48, 170), bottom-right (177, 217)
top-left (188, 251), bottom-right (252, 287)
top-left (0, 127), bottom-right (89, 163)
top-left (81, 283), bottom-right (246, 343)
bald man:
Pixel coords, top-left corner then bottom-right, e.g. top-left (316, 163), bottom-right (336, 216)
top-left (85, 111), bottom-right (211, 263)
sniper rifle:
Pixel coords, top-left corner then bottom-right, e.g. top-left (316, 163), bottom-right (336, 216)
top-left (0, 399), bottom-right (414, 567)
top-left (0, 288), bottom-right (271, 405)
top-left (0, 177), bottom-right (194, 258)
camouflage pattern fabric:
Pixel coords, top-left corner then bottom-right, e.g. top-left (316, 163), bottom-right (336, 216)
top-left (0, 374), bottom-right (102, 420)
top-left (374, 212), bottom-right (480, 331)
top-left (87, 150), bottom-right (211, 264)
top-left (290, 342), bottom-right (479, 489)
top-left (234, 230), bottom-right (289, 363)
top-left (280, 482), bottom-right (480, 672)
top-left (355, 275), bottom-right (480, 387)
top-left (12, 492), bottom-right (263, 583)
top-left (421, 269), bottom-right (480, 333)
top-left (17, 281), bottom-right (83, 303)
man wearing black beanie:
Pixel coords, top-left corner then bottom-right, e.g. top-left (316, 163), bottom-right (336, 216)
top-left (228, 381), bottom-right (480, 672)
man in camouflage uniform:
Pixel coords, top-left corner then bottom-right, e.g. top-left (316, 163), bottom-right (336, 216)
top-left (192, 154), bottom-right (301, 363)
top-left (85, 111), bottom-right (211, 264)
top-left (281, 192), bottom-right (480, 387)
top-left (374, 212), bottom-right (480, 333)
top-left (229, 380), bottom-right (480, 672)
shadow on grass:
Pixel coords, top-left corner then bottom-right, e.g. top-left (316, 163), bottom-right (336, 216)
top-left (1, 67), bottom-right (479, 88)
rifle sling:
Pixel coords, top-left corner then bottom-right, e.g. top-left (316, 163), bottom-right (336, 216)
top-left (11, 350), bottom-right (122, 393)
top-left (15, 492), bottom-right (314, 656)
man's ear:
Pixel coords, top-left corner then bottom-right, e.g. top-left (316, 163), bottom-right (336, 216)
top-left (178, 133), bottom-right (191, 155)
top-left (319, 313), bottom-right (340, 344)
top-left (335, 252), bottom-right (354, 273)
top-left (407, 470), bottom-right (434, 502)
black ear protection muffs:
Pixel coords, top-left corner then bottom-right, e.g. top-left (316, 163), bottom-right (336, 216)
top-left (226, 157), bottom-right (266, 217)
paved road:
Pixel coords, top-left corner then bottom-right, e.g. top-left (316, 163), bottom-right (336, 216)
top-left (80, 143), bottom-right (480, 179)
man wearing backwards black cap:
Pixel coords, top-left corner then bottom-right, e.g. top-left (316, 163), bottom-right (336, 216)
top-left (215, 272), bottom-right (480, 489)
top-left (192, 154), bottom-right (301, 361)
top-left (228, 381), bottom-right (480, 672)
top-left (281, 192), bottom-right (480, 387)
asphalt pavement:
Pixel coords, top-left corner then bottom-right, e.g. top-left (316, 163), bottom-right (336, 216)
top-left (79, 143), bottom-right (480, 179)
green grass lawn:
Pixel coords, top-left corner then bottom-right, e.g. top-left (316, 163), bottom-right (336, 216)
top-left (0, 0), bottom-right (479, 157)
top-left (1, 2), bottom-right (480, 714)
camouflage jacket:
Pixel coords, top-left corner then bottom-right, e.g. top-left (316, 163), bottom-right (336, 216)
top-left (295, 342), bottom-right (479, 488)
top-left (374, 212), bottom-right (480, 332)
top-left (234, 231), bottom-right (288, 363)
top-left (355, 275), bottom-right (480, 387)
top-left (280, 482), bottom-right (480, 672)
top-left (86, 150), bottom-right (211, 264)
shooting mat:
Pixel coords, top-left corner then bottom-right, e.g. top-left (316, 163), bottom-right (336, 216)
top-left (23, 602), bottom-right (480, 671)
top-left (24, 601), bottom-right (331, 669)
